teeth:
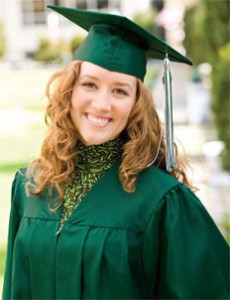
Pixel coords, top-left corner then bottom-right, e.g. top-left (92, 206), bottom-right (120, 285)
top-left (87, 114), bottom-right (109, 126)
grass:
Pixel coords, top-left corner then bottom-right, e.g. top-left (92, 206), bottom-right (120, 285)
top-left (220, 212), bottom-right (230, 244)
top-left (0, 247), bottom-right (6, 276)
top-left (0, 172), bottom-right (13, 296)
top-left (0, 161), bottom-right (29, 173)
top-left (0, 246), bottom-right (6, 296)
top-left (0, 120), bottom-right (45, 166)
top-left (0, 68), bottom-right (54, 110)
top-left (0, 66), bottom-right (54, 295)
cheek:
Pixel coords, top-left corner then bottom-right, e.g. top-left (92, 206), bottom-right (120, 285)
top-left (71, 92), bottom-right (79, 110)
top-left (71, 89), bottom-right (91, 110)
top-left (70, 91), bottom-right (85, 113)
top-left (70, 94), bottom-right (80, 123)
top-left (120, 100), bottom-right (135, 121)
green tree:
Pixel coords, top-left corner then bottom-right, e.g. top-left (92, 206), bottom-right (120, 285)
top-left (212, 43), bottom-right (230, 171)
top-left (202, 0), bottom-right (229, 60)
top-left (132, 8), bottom-right (166, 39)
top-left (0, 20), bottom-right (6, 58)
top-left (184, 0), bottom-right (230, 172)
top-left (70, 35), bottom-right (85, 56)
top-left (184, 0), bottom-right (229, 65)
top-left (183, 4), bottom-right (210, 65)
top-left (34, 38), bottom-right (63, 63)
top-left (133, 9), bottom-right (157, 33)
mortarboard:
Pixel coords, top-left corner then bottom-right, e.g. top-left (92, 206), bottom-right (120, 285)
top-left (47, 5), bottom-right (192, 80)
top-left (47, 5), bottom-right (193, 171)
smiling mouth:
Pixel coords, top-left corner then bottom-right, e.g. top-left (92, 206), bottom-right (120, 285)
top-left (86, 113), bottom-right (111, 127)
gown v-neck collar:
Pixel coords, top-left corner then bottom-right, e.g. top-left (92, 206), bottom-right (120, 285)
top-left (59, 137), bottom-right (123, 229)
top-left (58, 160), bottom-right (121, 225)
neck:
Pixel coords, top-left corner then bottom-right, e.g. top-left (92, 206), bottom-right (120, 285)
top-left (75, 136), bottom-right (123, 171)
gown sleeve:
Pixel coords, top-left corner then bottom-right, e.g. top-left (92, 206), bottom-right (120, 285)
top-left (143, 184), bottom-right (229, 299)
top-left (2, 172), bottom-right (22, 300)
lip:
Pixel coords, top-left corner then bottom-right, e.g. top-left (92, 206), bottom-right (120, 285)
top-left (85, 113), bottom-right (112, 127)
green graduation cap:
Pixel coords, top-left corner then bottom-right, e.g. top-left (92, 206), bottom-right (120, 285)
top-left (47, 5), bottom-right (192, 172)
top-left (47, 5), bottom-right (192, 81)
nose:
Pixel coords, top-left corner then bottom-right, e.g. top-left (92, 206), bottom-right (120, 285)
top-left (91, 90), bottom-right (111, 112)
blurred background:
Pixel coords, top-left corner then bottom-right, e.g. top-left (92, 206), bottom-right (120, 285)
top-left (0, 0), bottom-right (229, 293)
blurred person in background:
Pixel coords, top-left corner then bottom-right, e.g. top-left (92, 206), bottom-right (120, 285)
top-left (3, 5), bottom-right (229, 300)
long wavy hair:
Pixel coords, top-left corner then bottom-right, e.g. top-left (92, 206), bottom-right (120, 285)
top-left (26, 61), bottom-right (193, 200)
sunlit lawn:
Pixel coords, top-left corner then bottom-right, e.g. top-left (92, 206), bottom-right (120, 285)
top-left (0, 65), bottom-right (56, 295)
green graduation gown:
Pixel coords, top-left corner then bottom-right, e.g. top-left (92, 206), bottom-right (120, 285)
top-left (3, 162), bottom-right (229, 299)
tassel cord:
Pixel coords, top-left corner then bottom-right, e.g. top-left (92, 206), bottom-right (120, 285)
top-left (163, 57), bottom-right (176, 172)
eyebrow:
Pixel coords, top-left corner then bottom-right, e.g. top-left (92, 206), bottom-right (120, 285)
top-left (113, 82), bottom-right (133, 91)
top-left (79, 74), bottom-right (99, 81)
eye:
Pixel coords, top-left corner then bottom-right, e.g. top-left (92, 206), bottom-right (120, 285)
top-left (82, 82), bottom-right (97, 89)
top-left (113, 88), bottom-right (128, 96)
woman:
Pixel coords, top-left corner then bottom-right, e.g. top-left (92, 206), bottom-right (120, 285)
top-left (3, 6), bottom-right (229, 300)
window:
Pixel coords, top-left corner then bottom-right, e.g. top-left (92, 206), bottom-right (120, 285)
top-left (76, 0), bottom-right (87, 9)
top-left (50, 0), bottom-right (121, 11)
top-left (108, 0), bottom-right (121, 10)
top-left (98, 0), bottom-right (108, 9)
top-left (21, 0), bottom-right (121, 25)
top-left (21, 0), bottom-right (46, 25)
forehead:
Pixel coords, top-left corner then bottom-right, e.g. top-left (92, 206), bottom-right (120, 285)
top-left (79, 61), bottom-right (137, 85)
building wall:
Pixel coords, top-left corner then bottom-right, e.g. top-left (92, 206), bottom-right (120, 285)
top-left (0, 0), bottom-right (150, 61)
top-left (0, 0), bottom-right (23, 61)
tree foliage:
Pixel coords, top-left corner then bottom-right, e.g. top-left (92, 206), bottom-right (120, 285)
top-left (70, 35), bottom-right (85, 56)
top-left (133, 9), bottom-right (157, 33)
top-left (212, 43), bottom-right (230, 171)
top-left (184, 0), bottom-right (230, 172)
top-left (132, 8), bottom-right (165, 38)
top-left (184, 0), bottom-right (229, 65)
top-left (0, 20), bottom-right (6, 58)
top-left (34, 38), bottom-right (63, 63)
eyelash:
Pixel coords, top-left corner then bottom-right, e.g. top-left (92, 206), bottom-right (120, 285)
top-left (82, 82), bottom-right (96, 89)
top-left (81, 82), bottom-right (129, 96)
top-left (114, 88), bottom-right (128, 96)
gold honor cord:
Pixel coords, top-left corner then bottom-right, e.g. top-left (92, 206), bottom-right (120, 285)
top-left (163, 56), bottom-right (176, 172)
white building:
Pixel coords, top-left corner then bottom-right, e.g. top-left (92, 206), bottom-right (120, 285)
top-left (0, 0), bottom-right (150, 61)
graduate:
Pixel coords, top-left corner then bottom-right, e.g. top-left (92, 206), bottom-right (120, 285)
top-left (3, 5), bottom-right (229, 300)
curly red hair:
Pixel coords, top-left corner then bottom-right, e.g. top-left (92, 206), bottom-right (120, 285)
top-left (26, 61), bottom-right (194, 200)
